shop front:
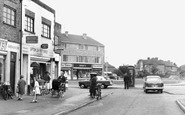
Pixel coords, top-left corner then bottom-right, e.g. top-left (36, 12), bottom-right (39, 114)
top-left (72, 63), bottom-right (92, 80)
top-left (92, 64), bottom-right (103, 76)
top-left (22, 45), bottom-right (57, 94)
top-left (61, 63), bottom-right (72, 80)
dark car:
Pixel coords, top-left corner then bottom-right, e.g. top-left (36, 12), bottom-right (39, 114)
top-left (78, 76), bottom-right (113, 89)
top-left (143, 75), bottom-right (164, 93)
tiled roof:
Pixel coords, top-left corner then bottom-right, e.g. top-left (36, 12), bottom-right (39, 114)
top-left (59, 33), bottom-right (104, 47)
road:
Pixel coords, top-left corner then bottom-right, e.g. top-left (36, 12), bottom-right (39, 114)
top-left (66, 85), bottom-right (185, 115)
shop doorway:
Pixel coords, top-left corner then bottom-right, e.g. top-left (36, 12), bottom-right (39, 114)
top-left (10, 52), bottom-right (16, 93)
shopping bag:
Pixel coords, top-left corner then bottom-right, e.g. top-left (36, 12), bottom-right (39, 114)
top-left (16, 87), bottom-right (19, 93)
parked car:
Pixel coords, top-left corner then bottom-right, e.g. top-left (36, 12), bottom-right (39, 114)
top-left (78, 76), bottom-right (113, 89)
top-left (143, 75), bottom-right (164, 93)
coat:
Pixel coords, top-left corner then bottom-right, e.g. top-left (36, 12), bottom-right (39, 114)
top-left (124, 75), bottom-right (130, 83)
top-left (17, 79), bottom-right (26, 95)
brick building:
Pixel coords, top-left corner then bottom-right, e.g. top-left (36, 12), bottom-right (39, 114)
top-left (0, 0), bottom-right (22, 93)
top-left (57, 31), bottom-right (105, 80)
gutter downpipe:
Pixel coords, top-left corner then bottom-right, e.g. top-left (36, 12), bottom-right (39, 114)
top-left (20, 0), bottom-right (23, 76)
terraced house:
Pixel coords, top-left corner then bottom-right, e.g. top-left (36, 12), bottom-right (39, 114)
top-left (57, 31), bottom-right (105, 80)
top-left (0, 0), bottom-right (22, 93)
top-left (21, 0), bottom-right (60, 94)
top-left (0, 0), bottom-right (61, 94)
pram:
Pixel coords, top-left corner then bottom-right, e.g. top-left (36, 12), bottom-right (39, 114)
top-left (38, 79), bottom-right (49, 96)
top-left (96, 83), bottom-right (102, 100)
top-left (0, 83), bottom-right (13, 100)
top-left (51, 79), bottom-right (65, 98)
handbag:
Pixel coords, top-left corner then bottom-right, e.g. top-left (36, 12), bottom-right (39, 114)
top-left (16, 86), bottom-right (19, 93)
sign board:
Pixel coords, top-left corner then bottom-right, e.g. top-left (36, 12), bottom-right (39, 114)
top-left (73, 64), bottom-right (92, 68)
top-left (41, 44), bottom-right (48, 49)
top-left (26, 36), bottom-right (38, 43)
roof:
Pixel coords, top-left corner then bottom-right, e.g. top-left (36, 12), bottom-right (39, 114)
top-left (59, 33), bottom-right (104, 47)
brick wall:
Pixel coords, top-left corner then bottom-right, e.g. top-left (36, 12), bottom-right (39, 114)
top-left (0, 0), bottom-right (21, 43)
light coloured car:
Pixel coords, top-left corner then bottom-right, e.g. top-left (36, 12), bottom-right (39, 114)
top-left (78, 76), bottom-right (113, 89)
top-left (143, 75), bottom-right (164, 93)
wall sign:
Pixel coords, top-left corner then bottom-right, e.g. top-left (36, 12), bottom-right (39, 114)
top-left (41, 44), bottom-right (48, 49)
top-left (26, 36), bottom-right (38, 43)
top-left (73, 64), bottom-right (92, 68)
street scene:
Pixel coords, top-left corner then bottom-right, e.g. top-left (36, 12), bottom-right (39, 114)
top-left (1, 78), bottom-right (185, 115)
top-left (1, 0), bottom-right (185, 115)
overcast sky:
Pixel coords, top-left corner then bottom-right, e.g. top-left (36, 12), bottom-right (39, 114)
top-left (43, 0), bottom-right (185, 68)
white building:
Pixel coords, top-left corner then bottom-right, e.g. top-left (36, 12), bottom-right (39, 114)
top-left (21, 0), bottom-right (60, 94)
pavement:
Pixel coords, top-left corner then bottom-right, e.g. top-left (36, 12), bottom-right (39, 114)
top-left (1, 80), bottom-right (185, 115)
top-left (0, 82), bottom-right (112, 115)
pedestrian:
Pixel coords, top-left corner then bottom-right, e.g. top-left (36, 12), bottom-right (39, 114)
top-left (17, 75), bottom-right (26, 101)
top-left (31, 76), bottom-right (40, 103)
top-left (43, 71), bottom-right (51, 93)
top-left (58, 71), bottom-right (67, 92)
top-left (123, 73), bottom-right (130, 89)
top-left (89, 73), bottom-right (97, 98)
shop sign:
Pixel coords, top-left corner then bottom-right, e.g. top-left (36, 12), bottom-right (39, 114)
top-left (0, 38), bottom-right (7, 51)
top-left (61, 63), bottom-right (72, 67)
top-left (73, 64), bottom-right (92, 68)
top-left (93, 64), bottom-right (103, 68)
top-left (41, 44), bottom-right (48, 49)
top-left (26, 36), bottom-right (38, 43)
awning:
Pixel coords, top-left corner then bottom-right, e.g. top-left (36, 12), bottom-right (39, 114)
top-left (73, 67), bottom-right (92, 70)
top-left (30, 56), bottom-right (50, 64)
top-left (0, 51), bottom-right (7, 55)
top-left (61, 67), bottom-right (71, 70)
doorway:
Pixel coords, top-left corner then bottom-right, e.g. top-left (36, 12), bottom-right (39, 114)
top-left (10, 52), bottom-right (16, 93)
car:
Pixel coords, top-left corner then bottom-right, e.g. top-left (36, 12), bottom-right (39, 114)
top-left (143, 75), bottom-right (164, 93)
top-left (78, 76), bottom-right (113, 89)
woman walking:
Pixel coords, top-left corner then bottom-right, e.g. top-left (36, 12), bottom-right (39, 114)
top-left (17, 75), bottom-right (26, 101)
top-left (31, 76), bottom-right (40, 103)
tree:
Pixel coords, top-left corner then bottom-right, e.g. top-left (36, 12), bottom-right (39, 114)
top-left (113, 69), bottom-right (122, 77)
top-left (151, 66), bottom-right (158, 74)
top-left (118, 65), bottom-right (128, 78)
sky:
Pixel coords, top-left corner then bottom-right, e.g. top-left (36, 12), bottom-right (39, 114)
top-left (43, 0), bottom-right (185, 68)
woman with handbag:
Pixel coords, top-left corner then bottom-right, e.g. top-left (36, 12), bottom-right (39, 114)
top-left (17, 75), bottom-right (26, 101)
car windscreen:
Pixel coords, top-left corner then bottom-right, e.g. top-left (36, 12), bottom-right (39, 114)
top-left (97, 76), bottom-right (107, 80)
top-left (146, 77), bottom-right (161, 82)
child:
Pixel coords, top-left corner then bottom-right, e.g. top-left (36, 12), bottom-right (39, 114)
top-left (31, 76), bottom-right (40, 103)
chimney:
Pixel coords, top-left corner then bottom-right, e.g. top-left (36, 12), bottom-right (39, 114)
top-left (82, 33), bottom-right (87, 39)
top-left (65, 31), bottom-right (68, 37)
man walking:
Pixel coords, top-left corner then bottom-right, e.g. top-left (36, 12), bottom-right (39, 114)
top-left (123, 73), bottom-right (130, 89)
top-left (89, 72), bottom-right (97, 98)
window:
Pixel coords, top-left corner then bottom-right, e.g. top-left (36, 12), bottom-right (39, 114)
top-left (25, 15), bottom-right (34, 33)
top-left (95, 57), bottom-right (100, 63)
top-left (76, 56), bottom-right (88, 62)
top-left (54, 36), bottom-right (59, 46)
top-left (42, 23), bottom-right (50, 38)
top-left (79, 44), bottom-right (84, 50)
top-left (85, 45), bottom-right (88, 50)
top-left (63, 55), bottom-right (68, 62)
top-left (96, 46), bottom-right (100, 51)
top-left (3, 5), bottom-right (16, 26)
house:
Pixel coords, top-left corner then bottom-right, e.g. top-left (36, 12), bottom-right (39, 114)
top-left (57, 31), bottom-right (105, 79)
top-left (0, 0), bottom-right (22, 93)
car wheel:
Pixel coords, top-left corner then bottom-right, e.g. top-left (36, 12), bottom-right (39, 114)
top-left (160, 90), bottom-right (163, 93)
top-left (145, 89), bottom-right (148, 93)
top-left (80, 84), bottom-right (85, 88)
top-left (101, 84), bottom-right (105, 89)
